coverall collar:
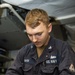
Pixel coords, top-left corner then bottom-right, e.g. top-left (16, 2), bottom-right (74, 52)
top-left (30, 36), bottom-right (56, 65)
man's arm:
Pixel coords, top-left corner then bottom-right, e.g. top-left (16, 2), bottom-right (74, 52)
top-left (59, 42), bottom-right (75, 75)
top-left (5, 46), bottom-right (27, 75)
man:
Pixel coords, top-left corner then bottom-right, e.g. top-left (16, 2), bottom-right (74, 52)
top-left (5, 8), bottom-right (75, 75)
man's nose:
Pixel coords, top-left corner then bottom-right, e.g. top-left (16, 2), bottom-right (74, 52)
top-left (32, 35), bottom-right (37, 42)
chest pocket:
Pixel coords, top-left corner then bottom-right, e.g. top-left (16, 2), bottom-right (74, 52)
top-left (23, 63), bottom-right (33, 75)
top-left (23, 63), bottom-right (32, 71)
top-left (41, 64), bottom-right (58, 75)
top-left (23, 58), bottom-right (36, 72)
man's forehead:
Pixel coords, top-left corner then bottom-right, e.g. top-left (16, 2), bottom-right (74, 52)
top-left (26, 29), bottom-right (43, 35)
top-left (26, 24), bottom-right (45, 32)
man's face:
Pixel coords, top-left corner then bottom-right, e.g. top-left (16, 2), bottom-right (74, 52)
top-left (26, 21), bottom-right (52, 48)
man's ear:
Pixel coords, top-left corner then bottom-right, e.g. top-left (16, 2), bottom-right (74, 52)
top-left (48, 23), bottom-right (52, 33)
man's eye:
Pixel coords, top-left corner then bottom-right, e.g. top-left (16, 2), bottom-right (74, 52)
top-left (28, 34), bottom-right (32, 37)
top-left (36, 33), bottom-right (42, 36)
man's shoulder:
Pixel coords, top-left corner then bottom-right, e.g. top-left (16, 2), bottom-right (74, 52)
top-left (18, 43), bottom-right (33, 56)
top-left (53, 37), bottom-right (72, 53)
top-left (23, 43), bottom-right (33, 49)
top-left (53, 37), bottom-right (66, 46)
top-left (52, 37), bottom-right (68, 50)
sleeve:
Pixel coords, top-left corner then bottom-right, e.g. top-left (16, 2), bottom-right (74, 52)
top-left (5, 46), bottom-right (27, 75)
top-left (59, 42), bottom-right (75, 75)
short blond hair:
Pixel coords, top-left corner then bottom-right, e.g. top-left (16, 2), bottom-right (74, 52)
top-left (25, 8), bottom-right (50, 28)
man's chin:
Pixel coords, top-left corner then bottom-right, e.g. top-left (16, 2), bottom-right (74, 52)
top-left (35, 45), bottom-right (41, 48)
top-left (35, 44), bottom-right (42, 47)
top-left (35, 44), bottom-right (44, 48)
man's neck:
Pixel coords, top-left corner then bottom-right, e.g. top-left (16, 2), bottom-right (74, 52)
top-left (36, 36), bottom-right (50, 58)
top-left (36, 46), bottom-right (46, 58)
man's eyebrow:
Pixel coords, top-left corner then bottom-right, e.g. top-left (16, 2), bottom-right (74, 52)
top-left (27, 32), bottom-right (43, 35)
top-left (35, 32), bottom-right (43, 34)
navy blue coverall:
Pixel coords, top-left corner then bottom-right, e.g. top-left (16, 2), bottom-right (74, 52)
top-left (5, 37), bottom-right (75, 75)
